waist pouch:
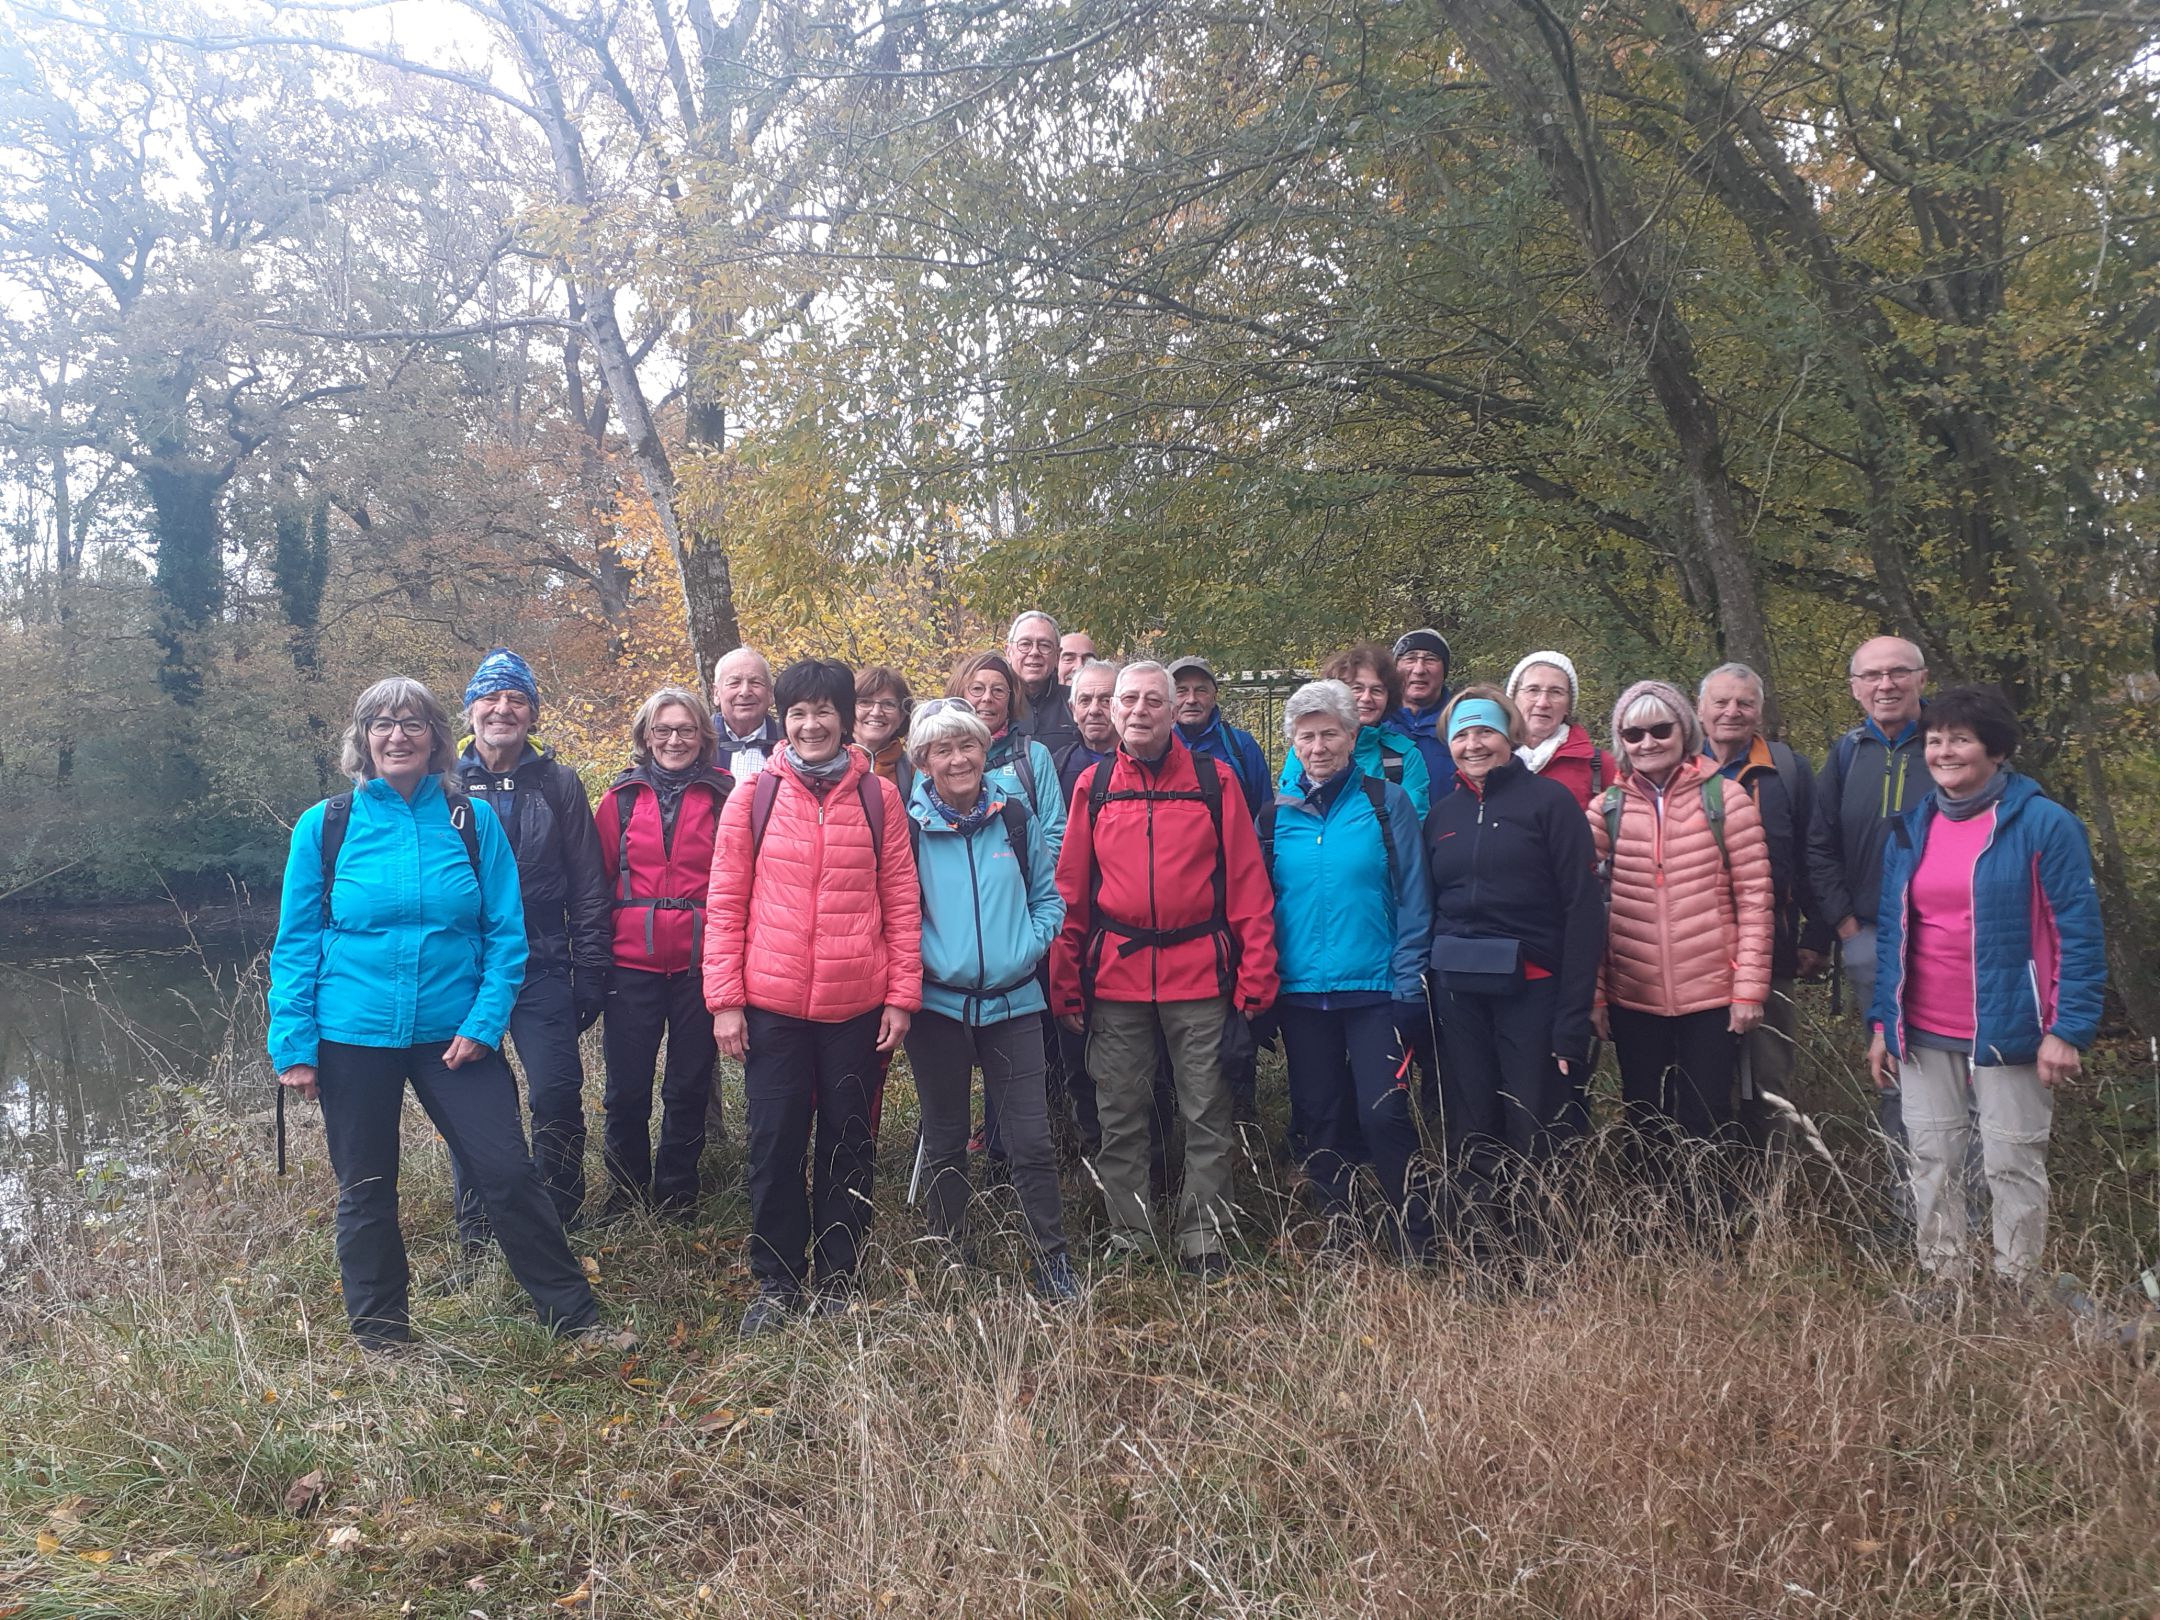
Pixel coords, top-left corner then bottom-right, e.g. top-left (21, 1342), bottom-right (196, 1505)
top-left (1430, 935), bottom-right (1522, 996)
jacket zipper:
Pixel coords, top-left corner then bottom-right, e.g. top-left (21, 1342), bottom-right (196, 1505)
top-left (965, 834), bottom-right (987, 1024)
top-left (1145, 789), bottom-right (1159, 1000)
top-left (1966, 808), bottom-right (2000, 1060)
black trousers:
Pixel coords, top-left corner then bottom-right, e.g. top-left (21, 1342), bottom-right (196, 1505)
top-left (316, 1039), bottom-right (596, 1343)
top-left (905, 1010), bottom-right (1067, 1259)
top-left (743, 1007), bottom-right (880, 1296)
top-left (1279, 1002), bottom-right (1430, 1253)
top-left (601, 966), bottom-right (718, 1213)
top-left (453, 964), bottom-right (588, 1243)
top-left (1434, 979), bottom-right (1584, 1252)
top-left (1608, 1005), bottom-right (1740, 1229)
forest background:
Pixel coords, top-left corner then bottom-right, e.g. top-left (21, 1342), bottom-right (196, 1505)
top-left (0, 0), bottom-right (2154, 1028)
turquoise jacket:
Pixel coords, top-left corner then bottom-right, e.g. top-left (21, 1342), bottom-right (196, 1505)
top-left (268, 775), bottom-right (528, 1070)
top-left (986, 732), bottom-right (1067, 861)
top-left (1276, 722), bottom-right (1431, 818)
top-left (907, 778), bottom-right (1065, 1026)
top-left (1266, 766), bottom-right (1432, 1001)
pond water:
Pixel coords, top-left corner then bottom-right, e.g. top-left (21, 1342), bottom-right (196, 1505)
top-left (0, 938), bottom-right (266, 1225)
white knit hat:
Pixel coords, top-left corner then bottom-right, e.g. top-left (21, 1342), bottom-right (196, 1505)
top-left (1506, 651), bottom-right (1579, 708)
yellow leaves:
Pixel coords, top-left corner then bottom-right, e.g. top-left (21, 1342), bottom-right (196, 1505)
top-left (34, 1531), bottom-right (59, 1556)
top-left (76, 1548), bottom-right (113, 1565)
top-left (580, 1256), bottom-right (602, 1281)
top-left (556, 1580), bottom-right (592, 1608)
top-left (260, 1387), bottom-right (280, 1404)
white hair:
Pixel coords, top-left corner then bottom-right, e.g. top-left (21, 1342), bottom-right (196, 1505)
top-left (906, 700), bottom-right (994, 766)
top-left (713, 646), bottom-right (772, 681)
top-left (1006, 610), bottom-right (1059, 643)
top-left (1116, 660), bottom-right (1172, 700)
top-left (1697, 662), bottom-right (1764, 704)
top-left (1283, 679), bottom-right (1358, 739)
top-left (1070, 657), bottom-right (1121, 690)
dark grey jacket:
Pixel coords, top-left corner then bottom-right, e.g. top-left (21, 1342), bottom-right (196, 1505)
top-left (1806, 719), bottom-right (1928, 930)
top-left (454, 742), bottom-right (611, 973)
top-left (1012, 680), bottom-right (1080, 758)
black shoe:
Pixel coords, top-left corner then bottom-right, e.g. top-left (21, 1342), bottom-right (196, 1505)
top-left (739, 1291), bottom-right (798, 1338)
top-left (808, 1284), bottom-right (859, 1321)
top-left (1034, 1250), bottom-right (1082, 1304)
top-left (1177, 1251), bottom-right (1230, 1282)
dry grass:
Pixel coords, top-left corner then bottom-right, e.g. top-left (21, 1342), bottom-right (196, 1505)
top-left (1, 1013), bottom-right (2157, 1617)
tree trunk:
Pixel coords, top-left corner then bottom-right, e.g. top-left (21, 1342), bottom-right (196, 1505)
top-left (140, 460), bottom-right (227, 706)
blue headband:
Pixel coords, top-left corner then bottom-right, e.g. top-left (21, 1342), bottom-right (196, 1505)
top-left (464, 647), bottom-right (540, 712)
top-left (1447, 698), bottom-right (1510, 740)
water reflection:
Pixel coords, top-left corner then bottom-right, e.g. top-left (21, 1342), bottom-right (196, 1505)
top-left (0, 944), bottom-right (264, 1224)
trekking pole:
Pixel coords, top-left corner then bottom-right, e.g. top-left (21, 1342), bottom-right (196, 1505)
top-left (906, 1127), bottom-right (927, 1206)
top-left (1829, 937), bottom-right (1843, 1018)
top-left (276, 1082), bottom-right (288, 1177)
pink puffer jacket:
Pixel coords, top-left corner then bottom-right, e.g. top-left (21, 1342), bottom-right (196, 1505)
top-left (1587, 757), bottom-right (1774, 1016)
top-left (702, 748), bottom-right (923, 1022)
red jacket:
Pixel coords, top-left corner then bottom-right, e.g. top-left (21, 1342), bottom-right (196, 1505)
top-left (596, 764), bottom-right (736, 974)
top-left (702, 747), bottom-right (923, 1022)
top-left (1050, 741), bottom-right (1279, 1013)
top-left (1529, 722), bottom-right (1612, 810)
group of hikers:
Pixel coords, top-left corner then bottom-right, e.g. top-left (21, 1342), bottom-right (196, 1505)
top-left (265, 616), bottom-right (2108, 1351)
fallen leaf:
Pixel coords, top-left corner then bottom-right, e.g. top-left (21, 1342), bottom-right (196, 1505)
top-left (35, 1531), bottom-right (60, 1556)
top-left (46, 1495), bottom-right (85, 1527)
top-left (260, 1388), bottom-right (280, 1404)
top-left (668, 1320), bottom-right (689, 1350)
top-left (484, 1499), bottom-right (505, 1516)
top-left (580, 1257), bottom-right (600, 1281)
top-left (556, 1581), bottom-right (591, 1608)
top-left (692, 1408), bottom-right (738, 1432)
top-left (324, 1525), bottom-right (363, 1555)
top-left (283, 1470), bottom-right (327, 1518)
top-left (78, 1548), bottom-right (114, 1565)
top-left (1850, 1538), bottom-right (1886, 1554)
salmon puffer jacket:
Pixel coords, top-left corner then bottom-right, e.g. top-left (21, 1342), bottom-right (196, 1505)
top-left (1586, 756), bottom-right (1774, 1016)
top-left (702, 747), bottom-right (923, 1022)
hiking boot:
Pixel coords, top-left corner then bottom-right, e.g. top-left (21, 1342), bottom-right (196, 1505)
top-left (564, 1323), bottom-right (641, 1354)
top-left (1034, 1250), bottom-right (1082, 1304)
top-left (738, 1291), bottom-right (799, 1338)
top-left (1177, 1250), bottom-right (1230, 1282)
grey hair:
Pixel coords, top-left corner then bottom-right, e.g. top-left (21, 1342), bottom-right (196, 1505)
top-left (712, 646), bottom-right (772, 683)
top-left (630, 685), bottom-right (716, 768)
top-left (1847, 635), bottom-right (1925, 677)
top-left (1116, 660), bottom-right (1172, 700)
top-left (1283, 678), bottom-right (1359, 739)
top-left (1610, 679), bottom-right (1704, 765)
top-left (1070, 656), bottom-right (1122, 689)
top-left (907, 698), bottom-right (994, 766)
top-left (1006, 609), bottom-right (1059, 643)
top-left (339, 676), bottom-right (458, 783)
top-left (1697, 662), bottom-right (1764, 704)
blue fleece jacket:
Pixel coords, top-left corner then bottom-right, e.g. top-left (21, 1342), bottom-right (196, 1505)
top-left (985, 733), bottom-right (1067, 861)
top-left (1177, 708), bottom-right (1271, 815)
top-left (1277, 722), bottom-right (1431, 817)
top-left (1265, 766), bottom-right (1431, 1002)
top-left (268, 775), bottom-right (528, 1070)
top-left (907, 779), bottom-right (1064, 1026)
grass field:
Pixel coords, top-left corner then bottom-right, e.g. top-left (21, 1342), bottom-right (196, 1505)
top-left (2, 989), bottom-right (2157, 1618)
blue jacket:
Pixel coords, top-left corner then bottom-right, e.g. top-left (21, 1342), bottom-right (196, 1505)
top-left (1871, 772), bottom-right (2106, 1064)
top-left (1177, 708), bottom-right (1271, 815)
top-left (268, 775), bottom-right (528, 1070)
top-left (986, 733), bottom-right (1067, 861)
top-left (1264, 766), bottom-right (1431, 1002)
top-left (907, 779), bottom-right (1065, 1026)
top-left (1277, 722), bottom-right (1431, 817)
top-left (1390, 695), bottom-right (1459, 800)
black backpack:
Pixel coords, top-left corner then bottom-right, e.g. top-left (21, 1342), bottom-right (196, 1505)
top-left (1257, 775), bottom-right (1399, 900)
top-left (1078, 751), bottom-right (1233, 1001)
top-left (318, 782), bottom-right (480, 926)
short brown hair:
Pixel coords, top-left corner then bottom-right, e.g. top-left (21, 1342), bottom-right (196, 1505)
top-left (1441, 683), bottom-right (1526, 747)
top-left (948, 651), bottom-right (1029, 723)
top-left (1321, 642), bottom-right (1402, 714)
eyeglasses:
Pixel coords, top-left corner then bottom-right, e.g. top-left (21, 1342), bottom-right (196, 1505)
top-left (1619, 721), bottom-right (1678, 745)
top-left (915, 697), bottom-right (977, 720)
top-left (1852, 666), bottom-right (1923, 685)
top-left (1009, 638), bottom-right (1056, 655)
top-left (649, 724), bottom-right (701, 742)
top-left (858, 695), bottom-right (902, 712)
top-left (366, 717), bottom-right (430, 738)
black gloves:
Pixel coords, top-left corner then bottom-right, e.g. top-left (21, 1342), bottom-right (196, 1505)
top-left (573, 967), bottom-right (610, 1033)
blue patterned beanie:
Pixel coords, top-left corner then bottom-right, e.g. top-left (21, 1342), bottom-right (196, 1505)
top-left (464, 647), bottom-right (540, 713)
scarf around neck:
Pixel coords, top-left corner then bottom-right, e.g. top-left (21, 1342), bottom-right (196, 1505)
top-left (925, 778), bottom-right (997, 836)
top-left (1517, 725), bottom-right (1567, 775)
top-left (1937, 765), bottom-right (2011, 822)
top-left (785, 744), bottom-right (852, 793)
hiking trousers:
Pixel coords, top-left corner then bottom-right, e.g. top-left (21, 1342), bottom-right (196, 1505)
top-left (601, 966), bottom-right (717, 1214)
top-left (1279, 1002), bottom-right (1429, 1254)
top-left (453, 963), bottom-right (588, 1244)
top-left (742, 1007), bottom-right (880, 1297)
top-left (906, 1010), bottom-right (1067, 1260)
top-left (316, 1039), bottom-right (597, 1345)
top-left (1088, 996), bottom-right (1235, 1260)
top-left (1898, 1045), bottom-right (2053, 1281)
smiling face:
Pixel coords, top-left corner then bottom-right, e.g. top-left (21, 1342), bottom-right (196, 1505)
top-left (1514, 663), bottom-right (1572, 748)
top-left (713, 650), bottom-right (773, 734)
top-left (784, 697), bottom-right (844, 765)
top-left (1697, 671), bottom-right (1761, 757)
top-left (469, 688), bottom-right (534, 758)
top-left (1397, 649), bottom-right (1446, 708)
top-left (1925, 724), bottom-right (2000, 799)
top-left (1115, 671), bottom-right (1173, 756)
top-left (1343, 663), bottom-right (1389, 728)
top-left (648, 702), bottom-right (702, 771)
top-left (1291, 712), bottom-right (1354, 783)
top-left (366, 709), bottom-right (433, 790)
top-left (1071, 667), bottom-right (1117, 749)
top-left (1059, 633), bottom-right (1096, 683)
top-left (1006, 615), bottom-right (1057, 690)
top-left (1620, 704), bottom-right (1686, 781)
top-left (963, 668), bottom-right (1014, 734)
top-left (1849, 636), bottom-right (1927, 731)
top-left (926, 733), bottom-right (987, 806)
top-left (1173, 672), bottom-right (1217, 727)
top-left (855, 686), bottom-right (904, 751)
top-left (1449, 723), bottom-right (1509, 784)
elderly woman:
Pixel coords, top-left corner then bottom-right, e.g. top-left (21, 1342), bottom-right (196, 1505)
top-left (901, 698), bottom-right (1076, 1299)
top-left (1276, 643), bottom-right (1433, 816)
top-left (1868, 686), bottom-right (2105, 1286)
top-left (1506, 652), bottom-right (1612, 809)
top-left (594, 686), bottom-right (736, 1220)
top-left (268, 677), bottom-right (602, 1350)
top-left (705, 658), bottom-right (922, 1335)
top-left (1587, 680), bottom-right (1774, 1224)
top-left (949, 651), bottom-right (1066, 858)
top-left (1263, 680), bottom-right (1432, 1256)
top-left (855, 664), bottom-right (916, 795)
top-left (1424, 685), bottom-right (1604, 1259)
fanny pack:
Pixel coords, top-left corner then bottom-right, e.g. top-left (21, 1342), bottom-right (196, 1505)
top-left (1429, 935), bottom-right (1523, 995)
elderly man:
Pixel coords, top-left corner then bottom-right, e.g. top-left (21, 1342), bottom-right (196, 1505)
top-left (1698, 663), bottom-right (1829, 1149)
top-left (1056, 658), bottom-right (1120, 805)
top-left (450, 648), bottom-right (613, 1245)
top-left (1058, 630), bottom-right (1097, 685)
top-left (1051, 662), bottom-right (1279, 1277)
top-left (1168, 657), bottom-right (1270, 815)
top-left (1006, 610), bottom-right (1081, 756)
top-left (711, 647), bottom-right (781, 779)
top-left (1388, 628), bottom-right (1458, 798)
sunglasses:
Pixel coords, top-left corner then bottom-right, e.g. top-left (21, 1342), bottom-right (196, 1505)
top-left (915, 697), bottom-right (977, 720)
top-left (1619, 721), bottom-right (1678, 745)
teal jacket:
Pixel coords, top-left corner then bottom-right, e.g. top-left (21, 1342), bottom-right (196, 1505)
top-left (1277, 722), bottom-right (1431, 818)
top-left (1266, 766), bottom-right (1432, 1001)
top-left (907, 778), bottom-right (1065, 1027)
top-left (268, 775), bottom-right (528, 1070)
top-left (986, 732), bottom-right (1067, 861)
